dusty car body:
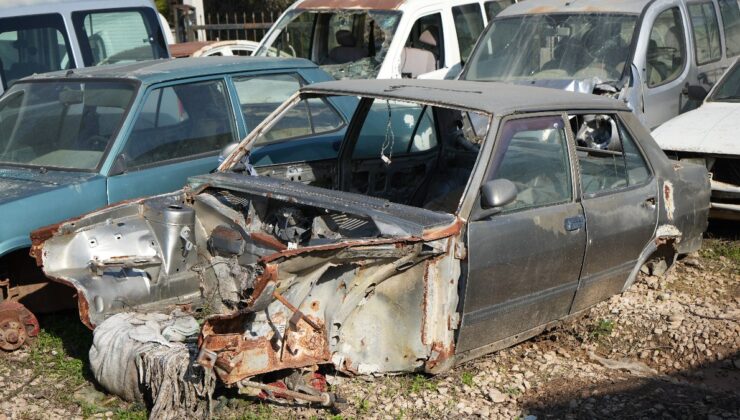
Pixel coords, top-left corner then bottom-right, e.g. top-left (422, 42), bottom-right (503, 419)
top-left (653, 58), bottom-right (740, 219)
top-left (461, 0), bottom-right (740, 129)
top-left (34, 80), bottom-right (709, 392)
top-left (253, 0), bottom-right (516, 80)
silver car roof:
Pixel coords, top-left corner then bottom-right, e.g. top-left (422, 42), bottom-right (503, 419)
top-left (498, 0), bottom-right (650, 17)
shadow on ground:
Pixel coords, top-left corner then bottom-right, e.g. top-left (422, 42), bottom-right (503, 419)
top-left (522, 350), bottom-right (740, 419)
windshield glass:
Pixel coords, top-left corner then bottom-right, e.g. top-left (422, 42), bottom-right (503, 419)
top-left (464, 14), bottom-right (638, 83)
top-left (710, 61), bottom-right (740, 102)
top-left (0, 14), bottom-right (75, 90)
top-left (71, 8), bottom-right (168, 66)
top-left (0, 81), bottom-right (135, 171)
top-left (256, 10), bottom-right (402, 79)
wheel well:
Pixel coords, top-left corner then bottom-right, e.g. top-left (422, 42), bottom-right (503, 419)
top-left (640, 242), bottom-right (678, 277)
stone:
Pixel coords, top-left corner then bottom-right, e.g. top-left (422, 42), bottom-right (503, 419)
top-left (488, 388), bottom-right (507, 403)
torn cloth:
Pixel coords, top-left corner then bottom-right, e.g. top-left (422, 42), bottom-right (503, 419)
top-left (89, 312), bottom-right (214, 419)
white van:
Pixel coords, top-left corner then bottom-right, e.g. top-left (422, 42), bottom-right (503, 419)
top-left (253, 0), bottom-right (516, 80)
top-left (0, 0), bottom-right (170, 94)
top-left (461, 0), bottom-right (740, 129)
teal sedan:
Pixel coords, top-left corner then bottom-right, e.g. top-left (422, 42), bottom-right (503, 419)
top-left (0, 56), bottom-right (351, 314)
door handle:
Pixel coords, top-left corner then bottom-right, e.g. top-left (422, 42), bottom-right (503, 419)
top-left (564, 215), bottom-right (585, 232)
top-left (642, 196), bottom-right (657, 209)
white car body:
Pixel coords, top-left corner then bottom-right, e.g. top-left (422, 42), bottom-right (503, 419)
top-left (254, 0), bottom-right (517, 80)
top-left (653, 59), bottom-right (740, 219)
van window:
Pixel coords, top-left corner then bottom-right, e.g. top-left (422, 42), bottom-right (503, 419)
top-left (689, 2), bottom-right (722, 64)
top-left (452, 4), bottom-right (485, 61)
top-left (718, 0), bottom-right (740, 56)
top-left (484, 0), bottom-right (515, 19)
top-left (647, 8), bottom-right (687, 87)
top-left (400, 13), bottom-right (444, 78)
top-left (72, 8), bottom-right (167, 66)
top-left (0, 14), bottom-right (75, 90)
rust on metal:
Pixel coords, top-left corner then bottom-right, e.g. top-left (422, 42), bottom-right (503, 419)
top-left (199, 311), bottom-right (331, 384)
top-left (0, 300), bottom-right (40, 351)
top-left (272, 291), bottom-right (322, 331)
top-left (250, 232), bottom-right (289, 251)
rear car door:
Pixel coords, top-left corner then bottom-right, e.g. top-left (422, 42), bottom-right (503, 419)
top-left (106, 77), bottom-right (238, 203)
top-left (642, 4), bottom-right (691, 128)
top-left (458, 114), bottom-right (586, 353)
top-left (568, 113), bottom-right (658, 313)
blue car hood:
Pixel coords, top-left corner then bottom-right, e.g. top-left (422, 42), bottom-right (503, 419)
top-left (0, 167), bottom-right (99, 205)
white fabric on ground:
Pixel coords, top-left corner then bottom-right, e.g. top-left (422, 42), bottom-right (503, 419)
top-left (89, 312), bottom-right (214, 419)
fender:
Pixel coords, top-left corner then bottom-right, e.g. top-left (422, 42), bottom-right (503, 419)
top-left (621, 225), bottom-right (681, 292)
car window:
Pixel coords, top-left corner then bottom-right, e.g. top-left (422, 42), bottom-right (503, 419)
top-left (647, 8), bottom-right (687, 87)
top-left (573, 114), bottom-right (650, 195)
top-left (0, 81), bottom-right (134, 170)
top-left (452, 4), bottom-right (485, 61)
top-left (72, 8), bottom-right (167, 66)
top-left (488, 116), bottom-right (572, 212)
top-left (689, 2), bottom-right (722, 64)
top-left (718, 0), bottom-right (740, 56)
top-left (233, 73), bottom-right (303, 130)
top-left (484, 0), bottom-right (515, 19)
top-left (400, 12), bottom-right (444, 77)
top-left (123, 79), bottom-right (236, 168)
top-left (0, 14), bottom-right (75, 90)
top-left (256, 97), bottom-right (344, 144)
top-left (352, 100), bottom-right (438, 159)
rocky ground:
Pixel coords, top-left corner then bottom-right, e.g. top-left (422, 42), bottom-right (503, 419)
top-left (1, 225), bottom-right (738, 419)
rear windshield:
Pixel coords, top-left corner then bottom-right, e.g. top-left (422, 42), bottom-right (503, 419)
top-left (0, 80), bottom-right (136, 171)
top-left (0, 14), bottom-right (75, 90)
top-left (72, 8), bottom-right (168, 66)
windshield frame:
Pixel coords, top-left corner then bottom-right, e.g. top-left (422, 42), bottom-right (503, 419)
top-left (461, 12), bottom-right (641, 85)
top-left (255, 8), bottom-right (403, 77)
top-left (707, 59), bottom-right (740, 103)
top-left (0, 77), bottom-right (141, 173)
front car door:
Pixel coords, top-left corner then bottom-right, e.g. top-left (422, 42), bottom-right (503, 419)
top-left (458, 113), bottom-right (586, 353)
top-left (688, 0), bottom-right (728, 86)
top-left (568, 112), bottom-right (658, 313)
top-left (640, 2), bottom-right (692, 128)
top-left (106, 77), bottom-right (239, 203)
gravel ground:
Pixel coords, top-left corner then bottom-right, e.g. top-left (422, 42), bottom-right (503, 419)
top-left (1, 231), bottom-right (738, 419)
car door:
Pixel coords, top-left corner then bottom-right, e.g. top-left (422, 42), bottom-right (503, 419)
top-left (641, 3), bottom-right (692, 129)
top-left (106, 77), bottom-right (239, 203)
top-left (568, 113), bottom-right (658, 313)
top-left (688, 1), bottom-right (726, 90)
top-left (396, 8), bottom-right (450, 79)
top-left (457, 114), bottom-right (586, 353)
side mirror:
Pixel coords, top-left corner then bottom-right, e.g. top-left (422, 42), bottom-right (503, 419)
top-left (477, 178), bottom-right (517, 219)
top-left (218, 143), bottom-right (240, 164)
top-left (109, 153), bottom-right (128, 176)
top-left (686, 85), bottom-right (708, 102)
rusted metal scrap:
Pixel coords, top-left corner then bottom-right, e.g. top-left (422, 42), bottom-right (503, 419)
top-left (0, 298), bottom-right (40, 351)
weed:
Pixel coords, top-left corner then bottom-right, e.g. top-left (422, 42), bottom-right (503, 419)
top-left (114, 406), bottom-right (148, 420)
top-left (460, 371), bottom-right (474, 387)
top-left (589, 319), bottom-right (615, 341)
top-left (504, 386), bottom-right (521, 396)
top-left (356, 396), bottom-right (371, 415)
top-left (409, 374), bottom-right (437, 393)
top-left (700, 240), bottom-right (740, 263)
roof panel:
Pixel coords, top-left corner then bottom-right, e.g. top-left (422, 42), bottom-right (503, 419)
top-left (22, 57), bottom-right (318, 85)
top-left (301, 79), bottom-right (628, 115)
top-left (498, 0), bottom-right (649, 16)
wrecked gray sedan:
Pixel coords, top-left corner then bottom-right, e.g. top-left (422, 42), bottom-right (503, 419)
top-left (33, 80), bottom-right (709, 397)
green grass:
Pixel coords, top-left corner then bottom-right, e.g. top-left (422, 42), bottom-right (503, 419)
top-left (700, 239), bottom-right (740, 263)
top-left (589, 319), bottom-right (615, 341)
top-left (460, 371), bottom-right (474, 387)
top-left (409, 374), bottom-right (437, 393)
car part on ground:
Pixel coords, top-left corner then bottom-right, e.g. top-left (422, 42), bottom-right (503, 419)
top-left (0, 298), bottom-right (40, 352)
